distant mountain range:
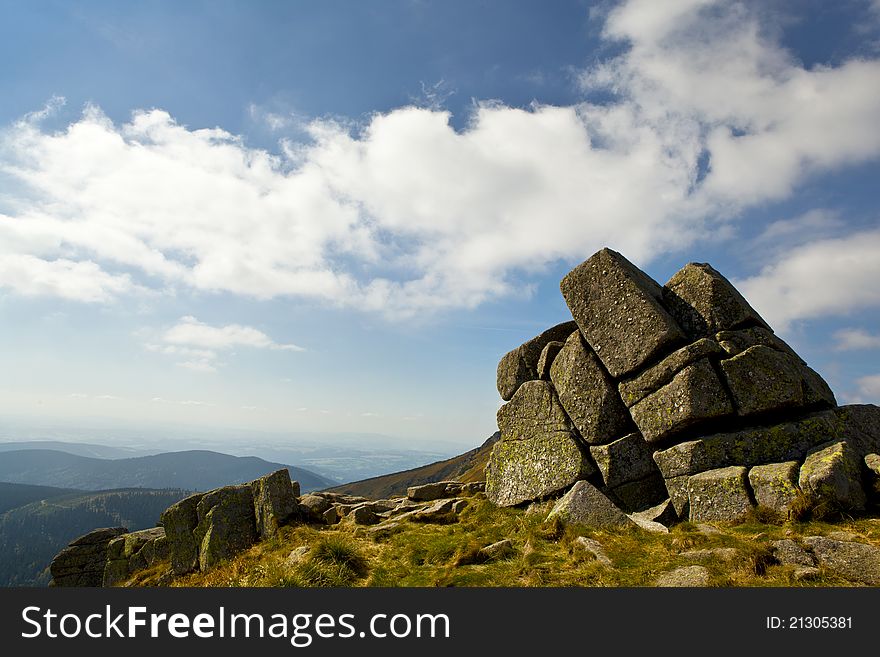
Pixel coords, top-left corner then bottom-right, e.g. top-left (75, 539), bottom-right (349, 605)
top-left (0, 483), bottom-right (191, 586)
top-left (326, 432), bottom-right (498, 499)
top-left (0, 440), bottom-right (151, 459)
top-left (0, 449), bottom-right (333, 492)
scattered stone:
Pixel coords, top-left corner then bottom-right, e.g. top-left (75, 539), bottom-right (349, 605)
top-left (663, 262), bottom-right (770, 338)
top-left (49, 527), bottom-right (128, 587)
top-left (251, 469), bottom-right (299, 540)
top-left (630, 359), bottom-right (733, 444)
top-left (496, 321), bottom-right (578, 400)
top-left (825, 531), bottom-right (860, 542)
top-left (573, 536), bottom-right (612, 566)
top-left (617, 338), bottom-right (725, 407)
top-left (322, 507), bottom-right (340, 525)
top-left (550, 330), bottom-right (631, 445)
top-left (478, 539), bottom-right (515, 562)
top-left (560, 248), bottom-right (685, 379)
top-left (865, 453), bottom-right (880, 476)
top-left (349, 505), bottom-right (380, 526)
top-left (803, 536), bottom-right (880, 585)
top-left (407, 498), bottom-right (462, 523)
top-left (748, 461), bottom-right (801, 519)
top-left (799, 440), bottom-right (866, 513)
top-left (365, 521), bottom-right (403, 540)
top-left (628, 516), bottom-right (669, 533)
top-left (487, 381), bottom-right (595, 507)
top-left (462, 482), bottom-right (486, 495)
top-left (687, 466), bottom-right (754, 523)
top-left (299, 494), bottom-right (333, 521)
top-left (536, 341), bottom-right (564, 380)
top-left (406, 481), bottom-right (465, 501)
top-left (452, 499), bottom-right (468, 514)
top-left (679, 547), bottom-right (738, 562)
top-left (547, 481), bottom-right (635, 529)
top-left (695, 524), bottom-right (723, 536)
top-left (655, 565), bottom-right (710, 587)
top-left (630, 498), bottom-right (678, 527)
top-left (770, 539), bottom-right (815, 567)
top-left (161, 493), bottom-right (205, 575)
top-left (793, 566), bottom-right (821, 582)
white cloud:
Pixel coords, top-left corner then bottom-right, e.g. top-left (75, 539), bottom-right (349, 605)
top-left (735, 229), bottom-right (880, 331)
top-left (0, 1), bottom-right (878, 318)
top-left (163, 316), bottom-right (304, 352)
top-left (855, 374), bottom-right (880, 403)
top-left (833, 328), bottom-right (880, 351)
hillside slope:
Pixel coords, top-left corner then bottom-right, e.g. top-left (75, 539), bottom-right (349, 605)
top-left (0, 482), bottom-right (79, 514)
top-left (0, 449), bottom-right (332, 492)
top-left (326, 432), bottom-right (498, 498)
top-left (0, 487), bottom-right (190, 586)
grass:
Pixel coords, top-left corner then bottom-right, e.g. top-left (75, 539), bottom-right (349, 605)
top-left (132, 495), bottom-right (880, 588)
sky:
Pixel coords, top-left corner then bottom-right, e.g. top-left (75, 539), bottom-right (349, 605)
top-left (1, 0), bottom-right (879, 449)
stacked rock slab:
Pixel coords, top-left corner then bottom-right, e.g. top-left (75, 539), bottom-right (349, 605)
top-left (486, 247), bottom-right (879, 525)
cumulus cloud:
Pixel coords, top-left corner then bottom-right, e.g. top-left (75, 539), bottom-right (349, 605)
top-left (0, 0), bottom-right (879, 318)
top-left (735, 228), bottom-right (880, 331)
top-left (833, 328), bottom-right (880, 351)
top-left (144, 316), bottom-right (303, 372)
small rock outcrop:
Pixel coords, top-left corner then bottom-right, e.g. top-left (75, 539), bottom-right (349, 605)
top-left (49, 527), bottom-right (127, 587)
top-left (486, 247), bottom-right (879, 527)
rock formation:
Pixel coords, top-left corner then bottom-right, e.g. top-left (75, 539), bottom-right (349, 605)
top-left (487, 248), bottom-right (880, 526)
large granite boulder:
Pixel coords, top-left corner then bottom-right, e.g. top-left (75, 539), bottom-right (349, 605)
top-left (687, 466), bottom-right (754, 522)
top-left (550, 330), bottom-right (631, 445)
top-left (629, 359), bottom-right (733, 443)
top-left (547, 480), bottom-right (635, 528)
top-left (748, 461), bottom-right (800, 518)
top-left (798, 440), bottom-right (866, 514)
top-left (802, 536), bottom-right (880, 585)
top-left (49, 527), bottom-right (127, 587)
top-left (161, 492), bottom-right (206, 575)
top-left (663, 262), bottom-right (769, 338)
top-left (560, 248), bottom-right (685, 378)
top-left (590, 433), bottom-right (667, 511)
top-left (496, 321), bottom-right (578, 400)
top-left (194, 485), bottom-right (258, 571)
top-left (251, 468), bottom-right (299, 540)
top-left (487, 382), bottom-right (594, 507)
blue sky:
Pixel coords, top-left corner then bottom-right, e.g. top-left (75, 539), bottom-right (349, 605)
top-left (1, 0), bottom-right (879, 449)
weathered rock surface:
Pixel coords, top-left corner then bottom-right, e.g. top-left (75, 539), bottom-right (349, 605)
top-left (487, 380), bottom-right (594, 507)
top-left (803, 536), bottom-right (880, 585)
top-left (629, 498), bottom-right (678, 527)
top-left (195, 485), bottom-right (258, 571)
top-left (251, 469), bottom-right (299, 540)
top-left (50, 527), bottom-right (128, 587)
top-left (866, 453), bottom-right (880, 477)
top-left (653, 411), bottom-right (841, 480)
top-left (161, 493), bottom-right (205, 575)
top-left (478, 539), bottom-right (515, 562)
top-left (721, 345), bottom-right (812, 417)
top-left (679, 547), bottom-right (738, 562)
top-left (590, 433), bottom-right (658, 488)
top-left (714, 326), bottom-right (798, 359)
top-left (687, 466), bottom-right (754, 522)
top-left (655, 565), bottom-right (710, 587)
top-left (560, 248), bottom-right (685, 379)
top-left (536, 341), bottom-right (564, 380)
top-left (104, 527), bottom-right (168, 587)
top-left (770, 539), bottom-right (815, 567)
top-left (663, 262), bottom-right (769, 338)
top-left (618, 338), bottom-right (724, 407)
top-left (496, 321), bottom-right (578, 401)
top-left (574, 536), bottom-right (612, 566)
top-left (550, 330), bottom-right (631, 445)
top-left (406, 481), bottom-right (471, 501)
top-left (299, 494), bottom-right (334, 522)
top-left (547, 481), bottom-right (635, 528)
top-left (799, 440), bottom-right (866, 513)
top-left (748, 461), bottom-right (800, 519)
top-left (630, 358), bottom-right (733, 443)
